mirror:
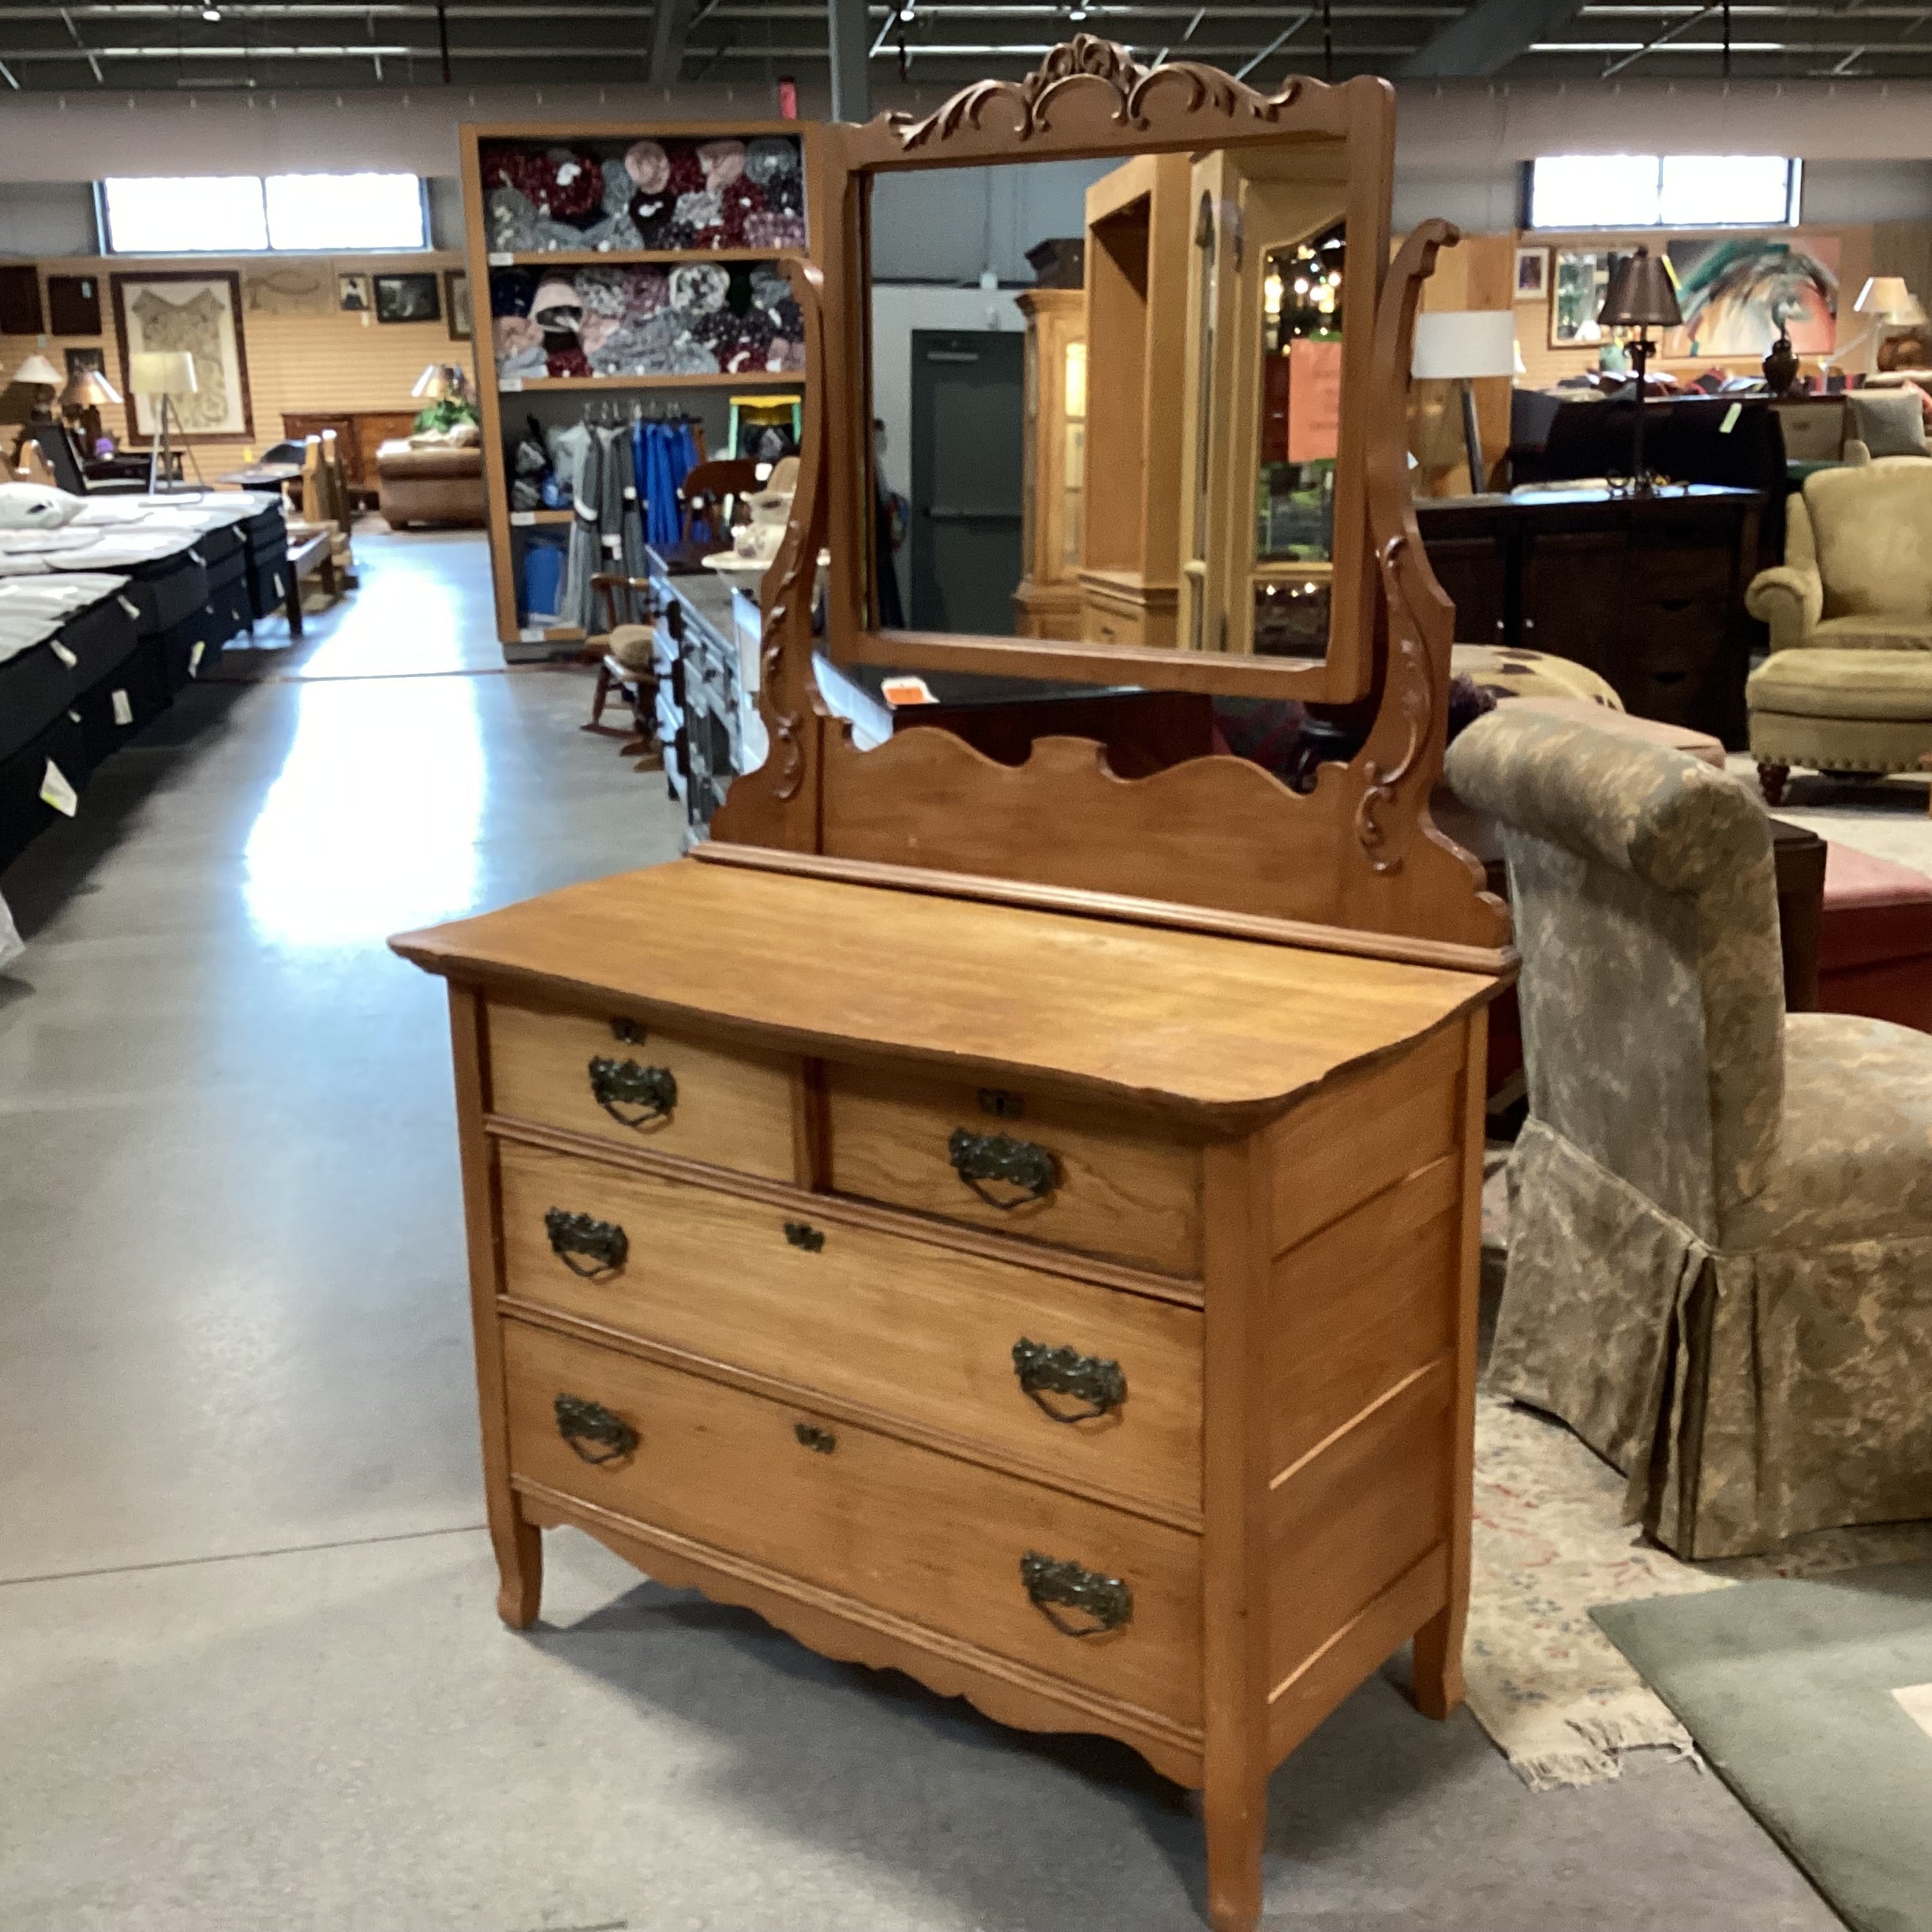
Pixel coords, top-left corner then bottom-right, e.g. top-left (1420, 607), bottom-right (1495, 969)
top-left (817, 52), bottom-right (1395, 704)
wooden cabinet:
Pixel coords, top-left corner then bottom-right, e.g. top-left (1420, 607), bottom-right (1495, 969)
top-left (1077, 155), bottom-right (1191, 649)
top-left (1013, 287), bottom-right (1086, 640)
top-left (279, 410), bottom-right (418, 504)
top-left (394, 853), bottom-right (1494, 1929)
top-left (1417, 484), bottom-right (1764, 746)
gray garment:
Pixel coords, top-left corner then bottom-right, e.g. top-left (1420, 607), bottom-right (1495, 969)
top-left (560, 425), bottom-right (646, 633)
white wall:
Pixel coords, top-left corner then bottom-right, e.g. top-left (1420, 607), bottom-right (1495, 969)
top-left (869, 159), bottom-right (1114, 283)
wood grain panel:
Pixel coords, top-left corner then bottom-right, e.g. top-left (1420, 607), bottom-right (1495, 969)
top-left (504, 1319), bottom-right (1203, 1723)
top-left (487, 995), bottom-right (796, 1177)
top-left (826, 1058), bottom-right (1203, 1275)
top-left (496, 1138), bottom-right (1203, 1515)
top-left (1267, 1155), bottom-right (1458, 1478)
top-left (1268, 1022), bottom-right (1462, 1252)
top-left (1266, 1360), bottom-right (1451, 1690)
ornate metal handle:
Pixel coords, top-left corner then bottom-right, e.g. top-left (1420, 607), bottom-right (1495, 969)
top-left (586, 1054), bottom-right (677, 1129)
top-left (783, 1220), bottom-right (825, 1252)
top-left (793, 1421), bottom-right (837, 1455)
top-left (1020, 1551), bottom-right (1133, 1637)
top-left (554, 1392), bottom-right (638, 1465)
top-left (545, 1207), bottom-right (628, 1278)
top-left (947, 1128), bottom-right (1058, 1210)
top-left (1012, 1337), bottom-right (1126, 1423)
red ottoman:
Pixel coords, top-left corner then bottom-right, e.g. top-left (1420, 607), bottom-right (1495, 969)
top-left (1819, 843), bottom-right (1932, 1032)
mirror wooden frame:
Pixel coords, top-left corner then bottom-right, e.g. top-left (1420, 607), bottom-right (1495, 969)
top-left (710, 38), bottom-right (1511, 970)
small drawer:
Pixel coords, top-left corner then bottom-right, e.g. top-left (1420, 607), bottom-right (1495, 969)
top-left (487, 998), bottom-right (796, 1178)
top-left (825, 1062), bottom-right (1202, 1276)
top-left (498, 1140), bottom-right (1203, 1515)
top-left (1080, 591), bottom-right (1148, 649)
top-left (505, 1320), bottom-right (1202, 1724)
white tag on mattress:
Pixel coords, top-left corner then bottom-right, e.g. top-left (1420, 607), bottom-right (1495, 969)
top-left (189, 548), bottom-right (205, 565)
top-left (67, 709), bottom-right (81, 724)
top-left (189, 641), bottom-right (206, 676)
top-left (50, 639), bottom-right (77, 668)
top-left (40, 759), bottom-right (78, 817)
top-left (118, 595), bottom-right (140, 619)
top-left (112, 689), bottom-right (133, 726)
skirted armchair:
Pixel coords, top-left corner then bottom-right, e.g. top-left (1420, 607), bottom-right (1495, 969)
top-left (1445, 707), bottom-right (1932, 1559)
top-left (1745, 446), bottom-right (1932, 799)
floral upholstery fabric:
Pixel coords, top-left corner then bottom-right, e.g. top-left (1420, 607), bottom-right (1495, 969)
top-left (1450, 643), bottom-right (1624, 710)
top-left (1446, 707), bottom-right (1932, 1556)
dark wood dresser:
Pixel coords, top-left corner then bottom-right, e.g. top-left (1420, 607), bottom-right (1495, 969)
top-left (1417, 484), bottom-right (1764, 747)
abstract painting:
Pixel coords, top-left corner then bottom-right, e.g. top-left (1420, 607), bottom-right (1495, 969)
top-left (110, 270), bottom-right (253, 440)
top-left (1662, 234), bottom-right (1839, 357)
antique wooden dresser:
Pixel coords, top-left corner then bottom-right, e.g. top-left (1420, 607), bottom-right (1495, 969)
top-left (402, 42), bottom-right (1513, 1932)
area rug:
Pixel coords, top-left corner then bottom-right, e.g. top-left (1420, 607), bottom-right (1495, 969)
top-left (1592, 1564), bottom-right (1932, 1932)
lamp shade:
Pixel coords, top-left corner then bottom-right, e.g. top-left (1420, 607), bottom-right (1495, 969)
top-left (11, 353), bottom-right (62, 387)
top-left (129, 350), bottom-right (198, 397)
top-left (1598, 246), bottom-right (1683, 330)
top-left (1411, 309), bottom-right (1518, 381)
top-left (60, 368), bottom-right (122, 409)
top-left (1856, 275), bottom-right (1913, 320)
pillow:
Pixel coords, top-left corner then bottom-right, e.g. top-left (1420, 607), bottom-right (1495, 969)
top-left (0, 482), bottom-right (83, 531)
top-left (1848, 387), bottom-right (1928, 458)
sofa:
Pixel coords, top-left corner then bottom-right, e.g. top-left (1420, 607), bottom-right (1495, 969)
top-left (375, 440), bottom-right (486, 529)
top-left (1745, 444), bottom-right (1932, 799)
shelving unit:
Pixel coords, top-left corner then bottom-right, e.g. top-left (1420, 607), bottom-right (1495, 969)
top-left (459, 118), bottom-right (821, 651)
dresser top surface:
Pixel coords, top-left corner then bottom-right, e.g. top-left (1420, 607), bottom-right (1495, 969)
top-left (391, 859), bottom-right (1490, 1127)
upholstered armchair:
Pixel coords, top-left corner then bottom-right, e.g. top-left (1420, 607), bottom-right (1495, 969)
top-left (1445, 707), bottom-right (1932, 1559)
top-left (1746, 446), bottom-right (1932, 800)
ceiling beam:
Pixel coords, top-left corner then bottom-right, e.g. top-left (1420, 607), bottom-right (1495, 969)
top-left (647, 0), bottom-right (691, 80)
top-left (828, 0), bottom-right (868, 121)
top-left (1398, 0), bottom-right (1589, 75)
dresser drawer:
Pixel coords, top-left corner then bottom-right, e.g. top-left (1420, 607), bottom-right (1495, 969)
top-left (487, 998), bottom-right (796, 1177)
top-left (498, 1140), bottom-right (1202, 1515)
top-left (825, 1061), bottom-right (1203, 1275)
top-left (504, 1320), bottom-right (1202, 1724)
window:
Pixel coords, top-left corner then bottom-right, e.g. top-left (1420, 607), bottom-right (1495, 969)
top-left (100, 173), bottom-right (426, 254)
top-left (1526, 154), bottom-right (1799, 230)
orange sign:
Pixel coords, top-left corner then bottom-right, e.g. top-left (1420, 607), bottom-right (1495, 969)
top-left (1286, 338), bottom-right (1342, 464)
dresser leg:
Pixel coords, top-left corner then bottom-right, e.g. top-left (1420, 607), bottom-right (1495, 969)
top-left (493, 1511), bottom-right (543, 1630)
top-left (1411, 1602), bottom-right (1466, 1720)
top-left (1203, 1772), bottom-right (1266, 1932)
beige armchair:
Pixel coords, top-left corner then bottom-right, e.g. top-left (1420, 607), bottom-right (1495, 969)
top-left (1746, 444), bottom-right (1932, 801)
top-left (1445, 707), bottom-right (1932, 1559)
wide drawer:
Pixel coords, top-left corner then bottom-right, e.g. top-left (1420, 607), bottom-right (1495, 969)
top-left (825, 1061), bottom-right (1202, 1275)
top-left (505, 1320), bottom-right (1201, 1724)
top-left (498, 1139), bottom-right (1203, 1515)
top-left (488, 997), bottom-right (796, 1178)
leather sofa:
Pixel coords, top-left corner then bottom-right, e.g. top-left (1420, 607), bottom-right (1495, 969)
top-left (375, 440), bottom-right (486, 529)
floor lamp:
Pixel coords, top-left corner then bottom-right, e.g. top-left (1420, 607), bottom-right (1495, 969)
top-left (1410, 310), bottom-right (1518, 493)
top-left (129, 350), bottom-right (200, 494)
top-left (1597, 245), bottom-right (1683, 495)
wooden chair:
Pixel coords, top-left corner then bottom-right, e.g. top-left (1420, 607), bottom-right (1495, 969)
top-left (677, 458), bottom-right (762, 548)
top-left (301, 432), bottom-right (357, 590)
top-left (582, 571), bottom-right (662, 768)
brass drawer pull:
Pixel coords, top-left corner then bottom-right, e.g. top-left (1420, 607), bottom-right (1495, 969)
top-left (587, 1054), bottom-right (677, 1129)
top-left (947, 1128), bottom-right (1058, 1209)
top-left (554, 1392), bottom-right (638, 1465)
top-left (545, 1207), bottom-right (628, 1277)
top-left (1012, 1337), bottom-right (1126, 1422)
top-left (1020, 1551), bottom-right (1133, 1637)
top-left (794, 1421), bottom-right (837, 1454)
top-left (783, 1220), bottom-right (826, 1252)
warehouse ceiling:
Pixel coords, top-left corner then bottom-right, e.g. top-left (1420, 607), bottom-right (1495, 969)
top-left (0, 1), bottom-right (1929, 95)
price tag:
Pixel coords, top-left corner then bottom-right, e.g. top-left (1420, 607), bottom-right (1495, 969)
top-left (488, 251), bottom-right (514, 267)
top-left (603, 535), bottom-right (623, 552)
top-left (40, 758), bottom-right (78, 817)
top-left (509, 511), bottom-right (537, 527)
top-left (189, 641), bottom-right (206, 676)
top-left (118, 594), bottom-right (140, 619)
top-left (112, 689), bottom-right (133, 726)
top-left (189, 548), bottom-right (205, 565)
top-left (623, 486), bottom-right (638, 500)
top-left (50, 639), bottom-right (78, 668)
top-left (1720, 401), bottom-right (1742, 434)
top-left (500, 376), bottom-right (524, 393)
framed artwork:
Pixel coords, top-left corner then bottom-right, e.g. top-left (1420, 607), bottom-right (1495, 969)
top-left (64, 346), bottom-right (106, 382)
top-left (444, 269), bottom-right (472, 342)
top-left (374, 272), bottom-right (441, 324)
top-left (1513, 246), bottom-right (1548, 302)
top-left (1661, 234), bottom-right (1839, 358)
top-left (337, 272), bottom-right (373, 314)
top-left (110, 269), bottom-right (253, 441)
top-left (1549, 248), bottom-right (1627, 349)
top-left (47, 273), bottom-right (103, 335)
top-left (243, 263), bottom-right (334, 316)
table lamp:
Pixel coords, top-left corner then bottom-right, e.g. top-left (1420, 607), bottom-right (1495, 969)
top-left (11, 352), bottom-right (62, 421)
top-left (1851, 276), bottom-right (1924, 376)
top-left (129, 350), bottom-right (198, 493)
top-left (1410, 310), bottom-right (1518, 492)
top-left (412, 361), bottom-right (469, 402)
top-left (1597, 245), bottom-right (1683, 493)
top-left (59, 365), bottom-right (121, 453)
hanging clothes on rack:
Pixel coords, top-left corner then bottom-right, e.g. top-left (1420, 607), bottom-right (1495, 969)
top-left (561, 417), bottom-right (648, 632)
top-left (633, 416), bottom-right (702, 550)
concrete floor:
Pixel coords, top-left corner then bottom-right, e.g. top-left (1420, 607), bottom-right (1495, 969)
top-left (0, 532), bottom-right (1839, 1930)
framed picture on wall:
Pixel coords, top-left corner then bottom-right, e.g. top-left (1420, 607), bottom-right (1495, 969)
top-left (1549, 248), bottom-right (1627, 349)
top-left (64, 346), bottom-right (107, 383)
top-left (338, 272), bottom-right (373, 314)
top-left (444, 269), bottom-right (472, 342)
top-left (110, 269), bottom-right (253, 441)
top-left (1514, 246), bottom-right (1548, 302)
top-left (374, 272), bottom-right (441, 324)
top-left (1661, 234), bottom-right (1840, 358)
